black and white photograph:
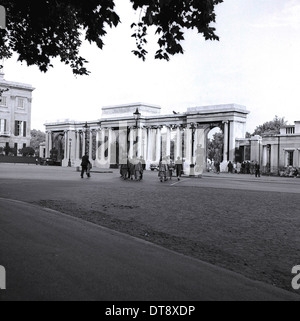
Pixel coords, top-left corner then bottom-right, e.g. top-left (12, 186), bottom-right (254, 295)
top-left (1, 0), bottom-right (300, 306)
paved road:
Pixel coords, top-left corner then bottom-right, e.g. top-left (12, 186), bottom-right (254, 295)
top-left (0, 198), bottom-right (299, 301)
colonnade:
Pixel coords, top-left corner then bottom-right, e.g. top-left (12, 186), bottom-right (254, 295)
top-left (45, 120), bottom-right (237, 174)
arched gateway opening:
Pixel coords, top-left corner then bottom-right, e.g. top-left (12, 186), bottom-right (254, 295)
top-left (207, 126), bottom-right (224, 172)
top-left (45, 104), bottom-right (249, 172)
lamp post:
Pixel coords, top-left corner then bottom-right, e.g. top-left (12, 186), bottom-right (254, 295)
top-left (190, 123), bottom-right (196, 177)
top-left (84, 122), bottom-right (89, 156)
top-left (133, 108), bottom-right (141, 157)
top-left (68, 138), bottom-right (72, 167)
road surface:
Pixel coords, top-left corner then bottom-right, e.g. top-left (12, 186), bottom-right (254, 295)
top-left (0, 198), bottom-right (299, 301)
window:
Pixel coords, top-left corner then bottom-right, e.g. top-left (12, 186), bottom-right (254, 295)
top-left (286, 127), bottom-right (295, 135)
top-left (0, 96), bottom-right (7, 106)
top-left (17, 98), bottom-right (25, 109)
top-left (287, 151), bottom-right (294, 167)
top-left (0, 119), bottom-right (7, 133)
top-left (15, 121), bottom-right (27, 137)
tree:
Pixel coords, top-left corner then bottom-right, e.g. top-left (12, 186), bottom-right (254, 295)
top-left (19, 146), bottom-right (35, 157)
top-left (0, 0), bottom-right (223, 75)
top-left (207, 131), bottom-right (223, 163)
top-left (252, 116), bottom-right (287, 136)
top-left (30, 129), bottom-right (46, 155)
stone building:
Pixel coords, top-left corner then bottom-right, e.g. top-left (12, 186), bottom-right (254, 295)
top-left (44, 103), bottom-right (249, 174)
top-left (236, 122), bottom-right (300, 174)
top-left (0, 71), bottom-right (34, 155)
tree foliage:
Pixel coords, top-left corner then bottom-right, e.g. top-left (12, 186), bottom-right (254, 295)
top-left (207, 131), bottom-right (223, 162)
top-left (19, 146), bottom-right (35, 157)
top-left (252, 116), bottom-right (287, 136)
top-left (30, 129), bottom-right (46, 154)
top-left (0, 0), bottom-right (223, 75)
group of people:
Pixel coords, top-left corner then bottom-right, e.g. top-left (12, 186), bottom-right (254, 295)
top-left (119, 156), bottom-right (145, 181)
top-left (80, 153), bottom-right (184, 182)
top-left (158, 157), bottom-right (184, 182)
top-left (236, 161), bottom-right (261, 177)
top-left (119, 156), bottom-right (184, 183)
top-left (207, 159), bottom-right (261, 177)
top-left (224, 160), bottom-right (261, 177)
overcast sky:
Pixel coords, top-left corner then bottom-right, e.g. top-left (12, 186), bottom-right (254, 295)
top-left (2, 0), bottom-right (300, 133)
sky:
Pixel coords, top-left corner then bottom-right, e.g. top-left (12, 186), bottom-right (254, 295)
top-left (2, 0), bottom-right (300, 133)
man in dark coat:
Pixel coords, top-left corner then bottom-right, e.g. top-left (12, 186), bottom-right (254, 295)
top-left (81, 153), bottom-right (91, 178)
top-left (255, 162), bottom-right (261, 178)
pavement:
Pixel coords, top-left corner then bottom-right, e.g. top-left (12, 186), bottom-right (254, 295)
top-left (0, 197), bottom-right (299, 301)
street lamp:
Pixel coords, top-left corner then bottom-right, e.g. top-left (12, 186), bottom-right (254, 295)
top-left (133, 108), bottom-right (141, 128)
top-left (133, 108), bottom-right (141, 157)
top-left (190, 123), bottom-right (196, 177)
top-left (68, 138), bottom-right (72, 167)
top-left (84, 122), bottom-right (89, 155)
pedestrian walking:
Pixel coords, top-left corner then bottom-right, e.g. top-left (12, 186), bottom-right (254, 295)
top-left (135, 158), bottom-right (143, 181)
top-left (120, 157), bottom-right (129, 180)
top-left (129, 158), bottom-right (135, 180)
top-left (140, 156), bottom-right (146, 180)
top-left (255, 162), bottom-right (261, 178)
top-left (159, 157), bottom-right (168, 182)
top-left (81, 153), bottom-right (91, 178)
top-left (215, 161), bottom-right (220, 174)
top-left (175, 157), bottom-right (183, 181)
top-left (168, 161), bottom-right (174, 180)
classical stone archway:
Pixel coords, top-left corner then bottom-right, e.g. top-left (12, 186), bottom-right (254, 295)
top-left (45, 103), bottom-right (249, 173)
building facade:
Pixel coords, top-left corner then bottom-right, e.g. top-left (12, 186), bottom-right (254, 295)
top-left (0, 71), bottom-right (34, 155)
top-left (44, 103), bottom-right (249, 174)
top-left (236, 122), bottom-right (300, 175)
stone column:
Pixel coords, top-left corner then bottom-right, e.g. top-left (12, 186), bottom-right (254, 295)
top-left (49, 132), bottom-right (53, 155)
top-left (76, 131), bottom-right (80, 161)
top-left (147, 127), bottom-right (153, 168)
top-left (166, 126), bottom-right (171, 161)
top-left (186, 125), bottom-right (192, 166)
top-left (82, 130), bottom-right (86, 156)
top-left (89, 130), bottom-right (93, 161)
top-left (101, 129), bottom-right (106, 163)
top-left (129, 127), bottom-right (134, 158)
top-left (155, 127), bottom-right (162, 163)
top-left (64, 131), bottom-right (68, 162)
top-left (223, 121), bottom-right (229, 162)
top-left (137, 127), bottom-right (143, 158)
top-left (45, 131), bottom-right (49, 158)
top-left (95, 129), bottom-right (100, 162)
top-left (143, 128), bottom-right (148, 161)
top-left (109, 128), bottom-right (117, 166)
top-left (175, 126), bottom-right (182, 160)
top-left (228, 121), bottom-right (236, 161)
top-left (195, 126), bottom-right (205, 176)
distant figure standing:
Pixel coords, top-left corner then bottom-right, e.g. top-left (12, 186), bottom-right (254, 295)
top-left (255, 162), bottom-right (261, 178)
top-left (175, 157), bottom-right (183, 181)
top-left (215, 161), bottom-right (220, 174)
top-left (120, 157), bottom-right (129, 180)
top-left (236, 162), bottom-right (241, 174)
top-left (81, 153), bottom-right (91, 178)
top-left (228, 161), bottom-right (234, 174)
top-left (250, 161), bottom-right (255, 175)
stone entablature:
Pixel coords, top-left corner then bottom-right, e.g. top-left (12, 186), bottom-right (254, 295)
top-left (102, 103), bottom-right (161, 118)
